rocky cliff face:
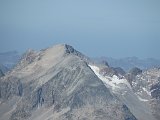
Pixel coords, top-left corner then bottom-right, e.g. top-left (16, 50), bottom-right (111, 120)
top-left (0, 44), bottom-right (136, 120)
top-left (130, 68), bottom-right (160, 120)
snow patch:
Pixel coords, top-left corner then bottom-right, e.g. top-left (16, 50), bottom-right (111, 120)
top-left (142, 87), bottom-right (151, 96)
top-left (137, 95), bottom-right (149, 102)
top-left (88, 65), bottom-right (132, 91)
top-left (150, 88), bottom-right (158, 93)
top-left (88, 65), bottom-right (116, 88)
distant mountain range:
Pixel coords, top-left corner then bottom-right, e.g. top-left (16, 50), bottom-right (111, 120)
top-left (1, 50), bottom-right (160, 73)
top-left (94, 57), bottom-right (160, 71)
top-left (0, 51), bottom-right (20, 73)
top-left (0, 64), bottom-right (8, 74)
top-left (0, 45), bottom-right (160, 120)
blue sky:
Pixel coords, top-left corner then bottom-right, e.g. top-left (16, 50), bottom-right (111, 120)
top-left (0, 0), bottom-right (160, 58)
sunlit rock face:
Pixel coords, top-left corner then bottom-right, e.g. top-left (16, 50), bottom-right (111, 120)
top-left (0, 44), bottom-right (136, 120)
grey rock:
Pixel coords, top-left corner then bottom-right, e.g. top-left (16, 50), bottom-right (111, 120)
top-left (151, 82), bottom-right (160, 99)
top-left (125, 67), bottom-right (142, 85)
top-left (129, 67), bottom-right (142, 76)
top-left (0, 44), bottom-right (136, 120)
top-left (99, 67), bottom-right (116, 77)
top-left (113, 67), bottom-right (126, 75)
top-left (128, 68), bottom-right (160, 120)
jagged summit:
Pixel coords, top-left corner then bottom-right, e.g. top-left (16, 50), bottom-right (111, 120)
top-left (40, 44), bottom-right (80, 55)
top-left (4, 44), bottom-right (91, 84)
top-left (21, 44), bottom-right (86, 61)
top-left (45, 44), bottom-right (88, 60)
top-left (15, 44), bottom-right (89, 72)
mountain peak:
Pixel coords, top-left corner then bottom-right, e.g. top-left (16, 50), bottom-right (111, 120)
top-left (46, 44), bottom-right (79, 55)
top-left (14, 44), bottom-right (89, 76)
top-left (46, 44), bottom-right (89, 62)
top-left (64, 44), bottom-right (75, 53)
top-left (0, 44), bottom-right (137, 120)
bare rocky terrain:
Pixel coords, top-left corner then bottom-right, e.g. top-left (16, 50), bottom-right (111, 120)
top-left (0, 44), bottom-right (136, 120)
top-left (0, 44), bottom-right (159, 120)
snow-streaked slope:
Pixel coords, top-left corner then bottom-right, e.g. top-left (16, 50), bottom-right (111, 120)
top-left (89, 64), bottom-right (157, 120)
top-left (88, 65), bottom-right (131, 91)
top-left (131, 68), bottom-right (160, 120)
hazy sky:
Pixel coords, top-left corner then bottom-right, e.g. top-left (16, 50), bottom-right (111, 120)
top-left (0, 0), bottom-right (160, 58)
